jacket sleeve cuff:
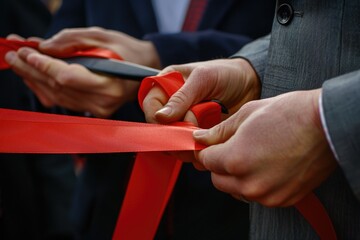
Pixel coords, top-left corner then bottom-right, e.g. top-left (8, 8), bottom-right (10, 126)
top-left (144, 30), bottom-right (252, 67)
top-left (230, 34), bottom-right (270, 83)
top-left (322, 70), bottom-right (360, 200)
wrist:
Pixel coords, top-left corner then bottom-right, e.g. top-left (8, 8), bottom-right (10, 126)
top-left (310, 88), bottom-right (323, 131)
top-left (242, 58), bottom-right (261, 100)
top-left (317, 89), bottom-right (339, 160)
top-left (227, 58), bottom-right (261, 114)
top-left (141, 41), bottom-right (161, 69)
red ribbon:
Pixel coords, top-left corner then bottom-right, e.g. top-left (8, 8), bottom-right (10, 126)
top-left (0, 39), bottom-right (337, 240)
top-left (112, 72), bottom-right (221, 239)
top-left (0, 107), bottom-right (203, 154)
top-left (0, 38), bottom-right (122, 70)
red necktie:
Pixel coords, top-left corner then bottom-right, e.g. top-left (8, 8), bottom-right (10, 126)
top-left (182, 0), bottom-right (208, 31)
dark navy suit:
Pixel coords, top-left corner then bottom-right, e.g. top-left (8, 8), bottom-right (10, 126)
top-left (48, 0), bottom-right (276, 239)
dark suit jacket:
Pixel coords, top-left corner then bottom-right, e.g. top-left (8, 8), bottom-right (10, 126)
top-left (236, 0), bottom-right (360, 239)
top-left (0, 1), bottom-right (75, 240)
top-left (49, 0), bottom-right (275, 65)
top-left (48, 0), bottom-right (275, 239)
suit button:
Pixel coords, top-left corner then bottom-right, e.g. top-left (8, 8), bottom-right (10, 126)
top-left (277, 3), bottom-right (294, 25)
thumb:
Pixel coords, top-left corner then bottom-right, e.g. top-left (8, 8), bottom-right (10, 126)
top-left (193, 100), bottom-right (260, 146)
top-left (193, 111), bottom-right (245, 146)
top-left (154, 68), bottom-right (213, 123)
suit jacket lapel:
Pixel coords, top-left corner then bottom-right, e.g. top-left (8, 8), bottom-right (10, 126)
top-left (199, 0), bottom-right (235, 29)
top-left (129, 0), bottom-right (158, 33)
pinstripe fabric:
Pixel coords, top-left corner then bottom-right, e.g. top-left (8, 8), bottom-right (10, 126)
top-left (235, 0), bottom-right (360, 239)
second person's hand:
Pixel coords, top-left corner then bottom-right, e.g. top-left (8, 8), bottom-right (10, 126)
top-left (193, 89), bottom-right (337, 207)
top-left (39, 27), bottom-right (161, 69)
top-left (5, 47), bottom-right (139, 118)
top-left (142, 58), bottom-right (261, 124)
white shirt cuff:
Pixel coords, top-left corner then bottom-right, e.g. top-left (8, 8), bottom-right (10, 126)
top-left (319, 92), bottom-right (339, 160)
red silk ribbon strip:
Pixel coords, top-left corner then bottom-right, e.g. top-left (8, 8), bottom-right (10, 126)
top-left (0, 38), bottom-right (122, 70)
top-left (296, 193), bottom-right (337, 240)
top-left (0, 108), bottom-right (203, 154)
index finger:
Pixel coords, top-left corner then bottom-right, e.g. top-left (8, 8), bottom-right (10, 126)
top-left (142, 85), bottom-right (169, 123)
top-left (6, 34), bottom-right (24, 41)
top-left (197, 145), bottom-right (230, 175)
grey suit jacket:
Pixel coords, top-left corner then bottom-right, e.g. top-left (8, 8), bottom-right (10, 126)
top-left (234, 0), bottom-right (360, 239)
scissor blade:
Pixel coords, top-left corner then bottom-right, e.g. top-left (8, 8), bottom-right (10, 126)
top-left (64, 57), bottom-right (160, 81)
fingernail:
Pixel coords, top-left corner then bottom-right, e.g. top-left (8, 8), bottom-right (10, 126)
top-left (18, 47), bottom-right (32, 58)
top-left (5, 51), bottom-right (16, 64)
top-left (156, 106), bottom-right (172, 116)
top-left (193, 129), bottom-right (209, 138)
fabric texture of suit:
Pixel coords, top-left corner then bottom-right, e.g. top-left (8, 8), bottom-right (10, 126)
top-left (48, 0), bottom-right (275, 239)
top-left (235, 0), bottom-right (360, 239)
top-left (0, 0), bottom-right (76, 239)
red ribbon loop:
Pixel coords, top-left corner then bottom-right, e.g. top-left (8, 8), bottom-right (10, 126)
top-left (0, 38), bottom-right (122, 70)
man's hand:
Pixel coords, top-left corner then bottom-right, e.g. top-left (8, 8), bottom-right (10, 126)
top-left (5, 47), bottom-right (139, 118)
top-left (142, 58), bottom-right (261, 124)
top-left (141, 58), bottom-right (260, 168)
top-left (39, 27), bottom-right (161, 69)
top-left (4, 27), bottom-right (162, 118)
top-left (193, 89), bottom-right (337, 207)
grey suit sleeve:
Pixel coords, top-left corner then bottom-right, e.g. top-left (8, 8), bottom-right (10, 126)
top-left (231, 34), bottom-right (270, 82)
top-left (322, 70), bottom-right (360, 201)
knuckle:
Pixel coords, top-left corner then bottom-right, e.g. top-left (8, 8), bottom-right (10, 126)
top-left (192, 65), bottom-right (213, 76)
top-left (40, 98), bottom-right (55, 108)
top-left (211, 175), bottom-right (228, 193)
top-left (188, 66), bottom-right (218, 98)
top-left (56, 67), bottom-right (73, 85)
top-left (223, 159), bottom-right (240, 175)
top-left (192, 162), bottom-right (207, 171)
top-left (58, 28), bottom-right (73, 37)
top-left (168, 90), bottom-right (188, 106)
top-left (248, 185), bottom-right (288, 207)
top-left (213, 124), bottom-right (228, 141)
top-left (97, 97), bottom-right (124, 118)
top-left (241, 181), bottom-right (267, 200)
top-left (259, 195), bottom-right (283, 208)
top-left (161, 65), bottom-right (178, 74)
top-left (93, 108), bottom-right (109, 119)
top-left (144, 114), bottom-right (156, 124)
top-left (56, 64), bottom-right (81, 85)
top-left (192, 65), bottom-right (217, 83)
top-left (38, 60), bottom-right (52, 74)
top-left (89, 26), bottom-right (103, 31)
top-left (199, 151), bottom-right (213, 170)
top-left (239, 100), bottom-right (258, 114)
top-left (191, 68), bottom-right (216, 88)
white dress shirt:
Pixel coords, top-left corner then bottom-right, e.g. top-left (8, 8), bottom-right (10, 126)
top-left (152, 0), bottom-right (190, 33)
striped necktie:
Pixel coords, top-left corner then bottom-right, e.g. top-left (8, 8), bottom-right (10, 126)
top-left (182, 0), bottom-right (208, 31)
